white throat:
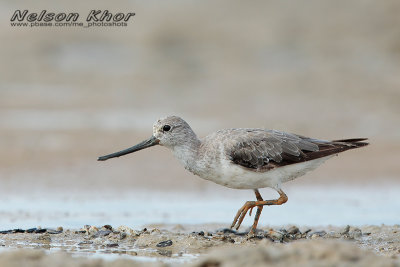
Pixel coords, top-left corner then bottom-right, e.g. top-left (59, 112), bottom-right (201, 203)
top-left (171, 141), bottom-right (200, 174)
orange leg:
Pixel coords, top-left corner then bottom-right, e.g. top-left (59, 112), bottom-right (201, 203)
top-left (230, 189), bottom-right (288, 234)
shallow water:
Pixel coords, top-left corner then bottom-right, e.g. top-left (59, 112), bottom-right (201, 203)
top-left (0, 185), bottom-right (398, 230)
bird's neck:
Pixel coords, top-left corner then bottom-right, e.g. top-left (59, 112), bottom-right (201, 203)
top-left (172, 137), bottom-right (201, 174)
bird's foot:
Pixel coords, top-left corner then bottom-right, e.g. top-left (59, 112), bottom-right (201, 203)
top-left (230, 201), bottom-right (256, 230)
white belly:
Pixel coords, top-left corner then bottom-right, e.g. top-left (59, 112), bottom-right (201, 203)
top-left (199, 156), bottom-right (334, 190)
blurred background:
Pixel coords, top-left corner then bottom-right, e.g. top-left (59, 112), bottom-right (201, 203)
top-left (0, 0), bottom-right (399, 228)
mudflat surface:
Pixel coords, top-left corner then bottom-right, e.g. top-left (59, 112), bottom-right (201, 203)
top-left (0, 224), bottom-right (399, 266)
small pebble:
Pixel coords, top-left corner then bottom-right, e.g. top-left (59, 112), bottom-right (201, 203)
top-left (310, 231), bottom-right (327, 238)
top-left (105, 242), bottom-right (119, 248)
top-left (103, 225), bottom-right (113, 231)
top-left (94, 230), bottom-right (112, 237)
top-left (287, 226), bottom-right (300, 235)
top-left (341, 225), bottom-right (350, 235)
top-left (78, 241), bottom-right (93, 245)
top-left (120, 232), bottom-right (127, 240)
top-left (88, 226), bottom-right (99, 235)
top-left (116, 226), bottom-right (139, 236)
top-left (267, 229), bottom-right (285, 241)
top-left (191, 231), bottom-right (205, 236)
top-left (156, 240), bottom-right (173, 247)
top-left (350, 228), bottom-right (362, 238)
top-left (47, 229), bottom-right (63, 234)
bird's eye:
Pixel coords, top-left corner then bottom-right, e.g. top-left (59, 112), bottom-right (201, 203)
top-left (163, 125), bottom-right (171, 132)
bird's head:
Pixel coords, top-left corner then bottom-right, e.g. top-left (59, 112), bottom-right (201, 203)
top-left (98, 116), bottom-right (196, 161)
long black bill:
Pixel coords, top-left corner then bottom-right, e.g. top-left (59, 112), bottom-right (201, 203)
top-left (98, 136), bottom-right (159, 161)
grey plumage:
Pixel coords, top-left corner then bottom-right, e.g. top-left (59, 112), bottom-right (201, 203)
top-left (223, 129), bottom-right (318, 170)
top-left (205, 129), bottom-right (366, 172)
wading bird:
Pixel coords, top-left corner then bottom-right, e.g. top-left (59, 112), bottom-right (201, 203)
top-left (98, 116), bottom-right (368, 235)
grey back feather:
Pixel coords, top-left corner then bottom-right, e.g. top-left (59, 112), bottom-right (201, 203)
top-left (224, 129), bottom-right (320, 170)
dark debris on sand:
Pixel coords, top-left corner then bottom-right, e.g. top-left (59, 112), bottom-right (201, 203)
top-left (0, 227), bottom-right (63, 235)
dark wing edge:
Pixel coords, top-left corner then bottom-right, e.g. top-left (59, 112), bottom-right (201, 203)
top-left (332, 138), bottom-right (368, 143)
top-left (294, 137), bottom-right (369, 165)
top-left (228, 130), bottom-right (368, 172)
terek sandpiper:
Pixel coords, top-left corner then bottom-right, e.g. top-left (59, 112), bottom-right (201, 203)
top-left (98, 116), bottom-right (368, 235)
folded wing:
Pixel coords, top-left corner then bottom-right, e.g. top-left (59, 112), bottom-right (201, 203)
top-left (227, 129), bottom-right (368, 171)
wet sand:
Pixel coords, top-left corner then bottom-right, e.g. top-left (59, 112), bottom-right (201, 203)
top-left (0, 224), bottom-right (399, 266)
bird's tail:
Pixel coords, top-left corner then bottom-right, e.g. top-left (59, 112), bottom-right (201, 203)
top-left (331, 138), bottom-right (369, 148)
